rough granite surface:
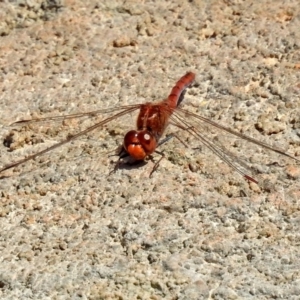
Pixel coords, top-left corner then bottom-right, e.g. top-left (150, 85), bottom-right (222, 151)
top-left (0, 0), bottom-right (300, 299)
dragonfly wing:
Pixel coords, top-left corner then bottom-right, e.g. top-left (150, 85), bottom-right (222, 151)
top-left (170, 108), bottom-right (299, 183)
top-left (11, 105), bottom-right (140, 125)
top-left (0, 105), bottom-right (141, 174)
top-left (171, 114), bottom-right (258, 183)
top-left (178, 108), bottom-right (300, 162)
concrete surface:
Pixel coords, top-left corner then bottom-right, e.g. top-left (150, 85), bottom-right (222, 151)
top-left (0, 0), bottom-right (300, 299)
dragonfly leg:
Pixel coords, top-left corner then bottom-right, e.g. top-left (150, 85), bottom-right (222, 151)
top-left (149, 150), bottom-right (165, 177)
top-left (149, 132), bottom-right (190, 177)
top-left (159, 132), bottom-right (189, 149)
top-left (158, 134), bottom-right (173, 147)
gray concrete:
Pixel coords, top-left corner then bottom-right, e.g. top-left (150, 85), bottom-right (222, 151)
top-left (0, 1), bottom-right (299, 299)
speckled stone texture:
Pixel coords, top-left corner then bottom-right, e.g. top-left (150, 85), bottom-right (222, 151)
top-left (0, 0), bottom-right (300, 299)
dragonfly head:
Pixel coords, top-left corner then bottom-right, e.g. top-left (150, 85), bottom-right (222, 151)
top-left (123, 130), bottom-right (157, 160)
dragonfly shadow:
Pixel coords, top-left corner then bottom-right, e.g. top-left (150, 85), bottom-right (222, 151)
top-left (114, 159), bottom-right (148, 172)
top-left (0, 163), bottom-right (47, 180)
top-left (0, 173), bottom-right (10, 180)
top-left (106, 145), bottom-right (148, 175)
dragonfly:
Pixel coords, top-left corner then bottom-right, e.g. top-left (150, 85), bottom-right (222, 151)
top-left (0, 72), bottom-right (299, 183)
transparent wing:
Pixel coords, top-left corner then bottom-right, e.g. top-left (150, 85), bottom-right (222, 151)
top-left (0, 105), bottom-right (141, 174)
top-left (170, 107), bottom-right (300, 183)
top-left (11, 105), bottom-right (140, 125)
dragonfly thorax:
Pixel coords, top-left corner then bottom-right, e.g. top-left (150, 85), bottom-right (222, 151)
top-left (123, 130), bottom-right (157, 160)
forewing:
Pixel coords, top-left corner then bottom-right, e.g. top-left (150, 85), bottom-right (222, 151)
top-left (0, 105), bottom-right (141, 174)
top-left (169, 107), bottom-right (299, 183)
top-left (11, 105), bottom-right (140, 125)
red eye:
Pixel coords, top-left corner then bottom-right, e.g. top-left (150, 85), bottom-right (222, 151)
top-left (137, 131), bottom-right (156, 154)
top-left (123, 130), bottom-right (157, 160)
top-left (124, 131), bottom-right (138, 148)
top-left (138, 132), bottom-right (152, 145)
top-left (123, 130), bottom-right (145, 160)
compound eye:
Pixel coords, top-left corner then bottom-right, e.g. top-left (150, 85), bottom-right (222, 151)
top-left (137, 131), bottom-right (156, 155)
top-left (123, 130), bottom-right (157, 159)
top-left (139, 132), bottom-right (152, 145)
top-left (124, 130), bottom-right (138, 148)
top-left (123, 130), bottom-right (146, 160)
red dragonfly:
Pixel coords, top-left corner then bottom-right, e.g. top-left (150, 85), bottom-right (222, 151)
top-left (0, 72), bottom-right (298, 183)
